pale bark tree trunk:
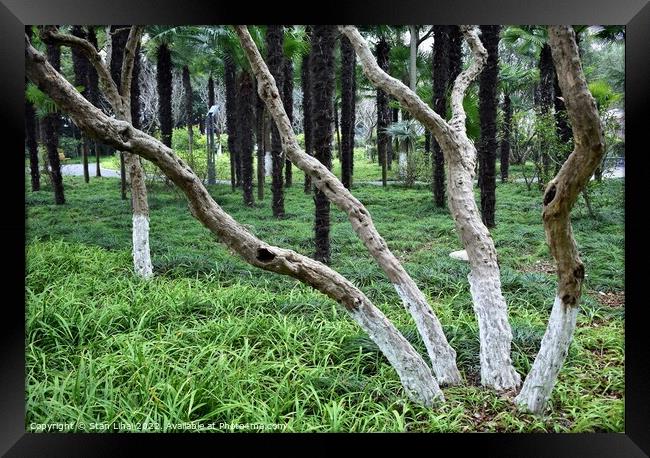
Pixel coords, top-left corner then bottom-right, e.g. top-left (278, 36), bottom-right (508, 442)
top-left (515, 26), bottom-right (605, 414)
top-left (25, 37), bottom-right (443, 406)
top-left (341, 25), bottom-right (521, 391)
top-left (42, 26), bottom-right (153, 279)
top-left (408, 25), bottom-right (418, 91)
top-left (236, 26), bottom-right (461, 386)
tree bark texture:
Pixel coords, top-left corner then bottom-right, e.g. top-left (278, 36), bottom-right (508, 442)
top-left (342, 25), bottom-right (520, 390)
top-left (311, 25), bottom-right (335, 264)
top-left (25, 38), bottom-right (443, 406)
top-left (432, 26), bottom-right (449, 207)
top-left (515, 26), bottom-right (605, 414)
top-left (477, 25), bottom-right (500, 228)
top-left (237, 25), bottom-right (461, 386)
top-left (44, 42), bottom-right (65, 204)
top-left (283, 58), bottom-right (293, 188)
top-left (239, 72), bottom-right (255, 206)
top-left (302, 32), bottom-right (313, 194)
top-left (224, 53), bottom-right (238, 192)
top-left (340, 35), bottom-right (356, 189)
top-left (376, 38), bottom-right (390, 188)
top-left (266, 26), bottom-right (285, 217)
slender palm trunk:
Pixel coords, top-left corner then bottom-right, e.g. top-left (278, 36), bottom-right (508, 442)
top-left (239, 72), bottom-right (255, 206)
top-left (333, 100), bottom-right (342, 161)
top-left (340, 35), bottom-right (355, 189)
top-left (500, 93), bottom-right (512, 182)
top-left (376, 38), bottom-right (390, 188)
top-left (432, 26), bottom-right (449, 207)
top-left (266, 25), bottom-right (285, 217)
top-left (537, 43), bottom-right (554, 184)
top-left (255, 89), bottom-right (265, 200)
top-left (182, 66), bottom-right (194, 170)
top-left (45, 43), bottom-right (64, 204)
top-left (477, 25), bottom-right (499, 228)
top-left (283, 58), bottom-right (293, 187)
top-left (87, 27), bottom-right (101, 177)
top-left (311, 25), bottom-right (336, 264)
top-left (157, 42), bottom-right (173, 149)
top-left (225, 53), bottom-right (238, 192)
top-left (207, 76), bottom-right (216, 184)
top-left (302, 30), bottom-right (313, 194)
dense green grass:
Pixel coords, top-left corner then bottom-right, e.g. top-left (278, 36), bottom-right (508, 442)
top-left (26, 170), bottom-right (624, 432)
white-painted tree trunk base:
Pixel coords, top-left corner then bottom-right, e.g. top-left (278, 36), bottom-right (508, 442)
top-left (468, 271), bottom-right (521, 390)
top-left (264, 151), bottom-right (272, 176)
top-left (515, 296), bottom-right (579, 414)
top-left (394, 283), bottom-right (462, 386)
top-left (398, 152), bottom-right (407, 179)
top-left (132, 213), bottom-right (153, 279)
top-left (350, 304), bottom-right (444, 406)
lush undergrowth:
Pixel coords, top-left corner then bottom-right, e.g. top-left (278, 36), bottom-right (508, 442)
top-left (25, 172), bottom-right (624, 432)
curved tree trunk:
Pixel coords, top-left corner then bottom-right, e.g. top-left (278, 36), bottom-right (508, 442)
top-left (515, 26), bottom-right (605, 414)
top-left (266, 25), bottom-right (285, 217)
top-left (302, 30), bottom-right (313, 194)
top-left (477, 25), bottom-right (500, 229)
top-left (376, 38), bottom-right (390, 188)
top-left (283, 58), bottom-right (293, 188)
top-left (26, 38), bottom-right (443, 406)
top-left (44, 42), bottom-right (65, 205)
top-left (342, 25), bottom-right (520, 390)
top-left (432, 26), bottom-right (449, 207)
top-left (500, 93), bottom-right (512, 182)
top-left (311, 26), bottom-right (335, 264)
top-left (340, 35), bottom-right (355, 189)
top-left (238, 26), bottom-right (462, 386)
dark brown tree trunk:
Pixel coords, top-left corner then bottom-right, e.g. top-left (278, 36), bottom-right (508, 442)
top-left (333, 99), bottom-right (342, 161)
top-left (87, 27), bottom-right (101, 177)
top-left (182, 65), bottom-right (194, 171)
top-left (157, 42), bottom-right (173, 150)
top-left (239, 72), bottom-right (255, 206)
top-left (553, 71), bottom-right (572, 175)
top-left (224, 53), bottom-right (238, 192)
top-left (302, 29), bottom-right (313, 194)
top-left (266, 25), bottom-right (285, 217)
top-left (111, 25), bottom-right (130, 199)
top-left (500, 93), bottom-right (512, 182)
top-left (71, 25), bottom-right (90, 183)
top-left (25, 96), bottom-right (40, 191)
top-left (311, 25), bottom-right (335, 263)
top-left (538, 43), bottom-right (554, 184)
top-left (432, 25), bottom-right (450, 207)
top-left (44, 43), bottom-right (65, 204)
top-left (255, 90), bottom-right (265, 200)
top-left (477, 25), bottom-right (500, 228)
top-left (340, 35), bottom-right (355, 189)
top-left (25, 26), bottom-right (40, 191)
top-left (376, 38), bottom-right (390, 188)
top-left (283, 58), bottom-right (293, 187)
top-left (207, 76), bottom-right (217, 185)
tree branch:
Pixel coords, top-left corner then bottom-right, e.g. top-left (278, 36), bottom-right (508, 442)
top-left (417, 26), bottom-right (433, 46)
top-left (120, 26), bottom-right (144, 104)
top-left (39, 25), bottom-right (123, 113)
top-left (237, 25), bottom-right (462, 385)
top-left (25, 36), bottom-right (442, 406)
top-left (449, 26), bottom-right (487, 132)
top-left (339, 26), bottom-right (456, 150)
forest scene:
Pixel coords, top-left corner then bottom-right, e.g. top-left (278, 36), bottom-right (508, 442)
top-left (24, 24), bottom-right (624, 433)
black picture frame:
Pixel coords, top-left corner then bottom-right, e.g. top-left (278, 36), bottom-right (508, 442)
top-left (3, 0), bottom-right (648, 455)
